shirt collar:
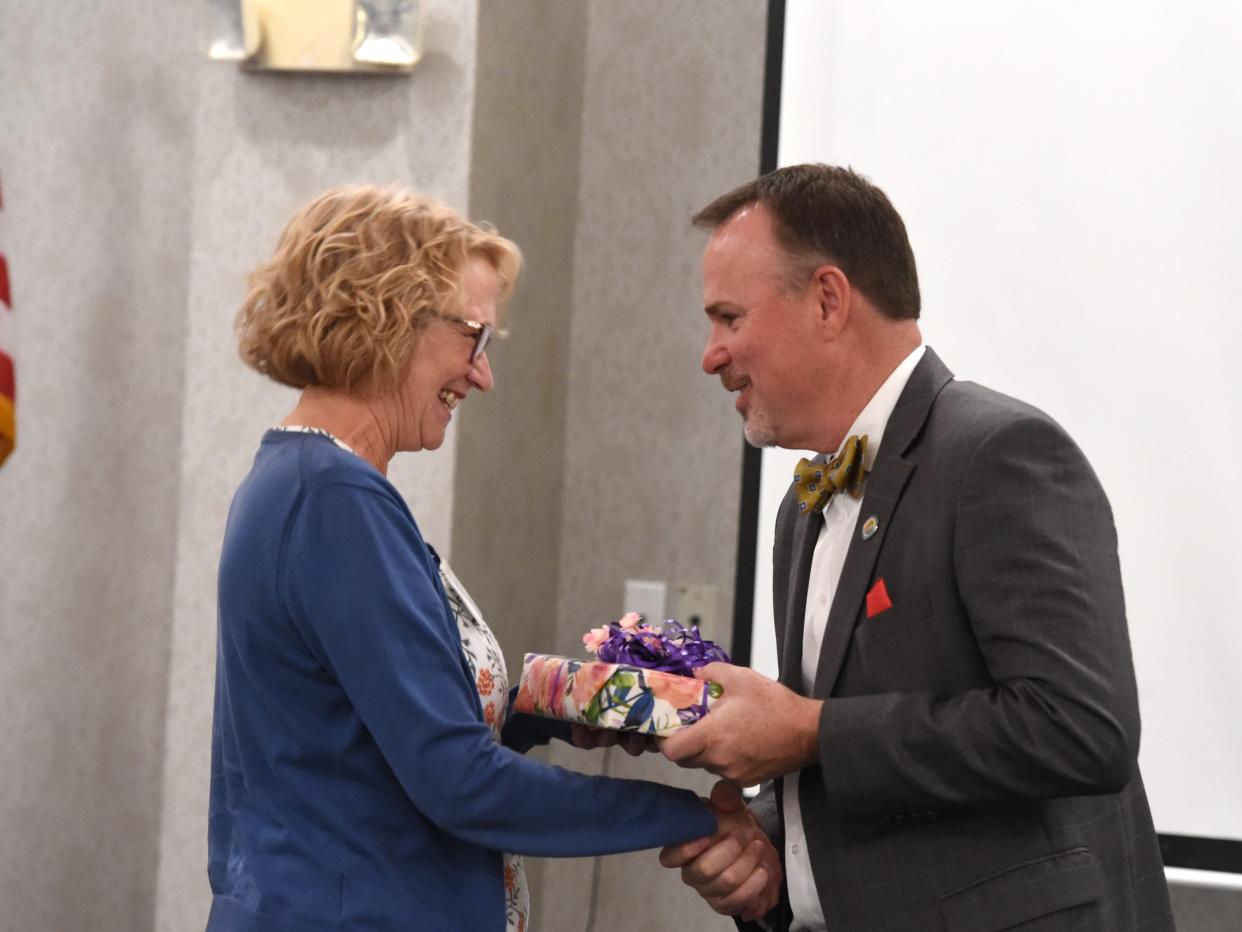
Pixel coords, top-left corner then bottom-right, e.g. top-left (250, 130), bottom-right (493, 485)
top-left (832, 344), bottom-right (926, 470)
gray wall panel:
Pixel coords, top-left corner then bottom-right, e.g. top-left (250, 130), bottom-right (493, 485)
top-left (0, 1), bottom-right (198, 928)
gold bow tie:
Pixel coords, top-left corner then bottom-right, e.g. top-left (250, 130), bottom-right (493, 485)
top-left (793, 435), bottom-right (869, 515)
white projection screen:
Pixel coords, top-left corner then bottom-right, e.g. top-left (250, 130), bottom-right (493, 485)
top-left (742, 0), bottom-right (1242, 876)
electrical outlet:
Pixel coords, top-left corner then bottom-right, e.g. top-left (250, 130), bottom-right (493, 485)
top-left (669, 583), bottom-right (718, 637)
top-left (623, 579), bottom-right (667, 625)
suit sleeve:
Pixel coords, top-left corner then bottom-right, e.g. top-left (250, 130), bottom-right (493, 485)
top-left (748, 780), bottom-right (783, 849)
top-left (818, 415), bottom-right (1140, 814)
top-left (283, 479), bottom-right (716, 855)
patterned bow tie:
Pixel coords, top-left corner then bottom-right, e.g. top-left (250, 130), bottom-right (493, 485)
top-left (793, 434), bottom-right (869, 515)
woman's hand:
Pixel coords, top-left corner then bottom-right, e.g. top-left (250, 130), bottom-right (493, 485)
top-left (569, 724), bottom-right (658, 756)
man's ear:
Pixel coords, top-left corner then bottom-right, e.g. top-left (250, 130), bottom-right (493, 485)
top-left (812, 264), bottom-right (850, 339)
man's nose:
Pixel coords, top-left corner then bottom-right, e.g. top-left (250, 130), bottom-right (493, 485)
top-left (702, 338), bottom-right (729, 375)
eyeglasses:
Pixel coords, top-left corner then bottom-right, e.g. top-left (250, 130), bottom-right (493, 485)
top-left (426, 309), bottom-right (507, 364)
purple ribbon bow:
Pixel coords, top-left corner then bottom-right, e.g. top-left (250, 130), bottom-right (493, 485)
top-left (594, 619), bottom-right (732, 677)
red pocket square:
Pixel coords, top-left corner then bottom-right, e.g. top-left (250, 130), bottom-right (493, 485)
top-left (866, 578), bottom-right (893, 619)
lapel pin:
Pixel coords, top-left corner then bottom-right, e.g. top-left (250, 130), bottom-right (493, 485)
top-left (861, 515), bottom-right (879, 540)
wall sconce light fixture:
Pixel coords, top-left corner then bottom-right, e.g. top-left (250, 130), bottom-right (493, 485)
top-left (208, 0), bottom-right (422, 74)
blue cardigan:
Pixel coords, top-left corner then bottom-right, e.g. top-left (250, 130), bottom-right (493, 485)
top-left (208, 432), bottom-right (715, 931)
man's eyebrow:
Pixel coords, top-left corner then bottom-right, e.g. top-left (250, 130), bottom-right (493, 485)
top-left (704, 300), bottom-right (742, 317)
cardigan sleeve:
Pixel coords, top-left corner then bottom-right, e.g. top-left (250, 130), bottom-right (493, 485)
top-left (282, 476), bottom-right (716, 856)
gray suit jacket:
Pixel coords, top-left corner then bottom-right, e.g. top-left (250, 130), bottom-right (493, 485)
top-left (744, 348), bottom-right (1174, 932)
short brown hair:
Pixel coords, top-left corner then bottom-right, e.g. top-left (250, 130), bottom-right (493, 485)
top-left (236, 185), bottom-right (522, 394)
top-left (693, 164), bottom-right (920, 320)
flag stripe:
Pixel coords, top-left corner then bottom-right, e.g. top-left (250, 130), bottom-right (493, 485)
top-left (0, 351), bottom-right (13, 399)
top-left (0, 393), bottom-right (13, 467)
top-left (0, 172), bottom-right (13, 467)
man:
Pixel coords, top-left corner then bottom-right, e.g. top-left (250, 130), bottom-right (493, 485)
top-left (659, 165), bottom-right (1174, 931)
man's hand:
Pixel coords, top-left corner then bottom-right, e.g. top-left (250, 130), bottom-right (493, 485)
top-left (661, 780), bottom-right (781, 922)
top-left (659, 663), bottom-right (822, 785)
top-left (569, 724), bottom-right (656, 756)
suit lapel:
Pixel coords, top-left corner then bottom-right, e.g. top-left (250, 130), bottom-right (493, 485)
top-left (780, 486), bottom-right (822, 691)
top-left (810, 347), bottom-right (955, 698)
top-left (811, 457), bottom-right (913, 697)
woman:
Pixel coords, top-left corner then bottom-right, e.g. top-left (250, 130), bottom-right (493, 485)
top-left (208, 186), bottom-right (721, 931)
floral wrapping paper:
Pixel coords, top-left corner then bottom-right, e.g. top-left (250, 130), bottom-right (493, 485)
top-left (513, 653), bottom-right (723, 736)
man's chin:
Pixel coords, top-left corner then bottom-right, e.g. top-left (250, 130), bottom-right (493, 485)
top-left (742, 419), bottom-right (777, 448)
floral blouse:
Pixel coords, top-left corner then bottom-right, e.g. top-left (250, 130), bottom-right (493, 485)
top-left (439, 561), bottom-right (530, 932)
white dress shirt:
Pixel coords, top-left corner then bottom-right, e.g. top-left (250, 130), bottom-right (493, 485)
top-left (784, 345), bottom-right (925, 931)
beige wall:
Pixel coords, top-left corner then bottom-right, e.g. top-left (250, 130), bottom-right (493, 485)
top-left (542, 3), bottom-right (766, 927)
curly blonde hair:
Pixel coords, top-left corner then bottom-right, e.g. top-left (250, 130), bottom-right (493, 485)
top-left (236, 185), bottom-right (521, 394)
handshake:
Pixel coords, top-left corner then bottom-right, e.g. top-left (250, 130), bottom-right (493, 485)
top-left (574, 715), bottom-right (781, 923)
top-left (666, 778), bottom-right (782, 924)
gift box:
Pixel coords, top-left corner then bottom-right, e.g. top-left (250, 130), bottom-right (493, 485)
top-left (513, 652), bottom-right (723, 736)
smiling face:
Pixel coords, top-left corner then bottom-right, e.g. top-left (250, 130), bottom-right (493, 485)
top-left (398, 257), bottom-right (500, 452)
top-left (700, 204), bottom-right (833, 451)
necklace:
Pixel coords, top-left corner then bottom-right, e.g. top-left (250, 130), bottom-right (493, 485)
top-left (272, 424), bottom-right (356, 454)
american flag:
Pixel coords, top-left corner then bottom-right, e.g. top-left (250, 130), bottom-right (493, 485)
top-left (0, 173), bottom-right (13, 467)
